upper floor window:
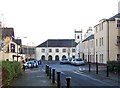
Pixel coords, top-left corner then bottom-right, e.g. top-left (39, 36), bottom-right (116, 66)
top-left (95, 27), bottom-right (98, 33)
top-left (41, 49), bottom-right (45, 53)
top-left (72, 49), bottom-right (75, 52)
top-left (99, 38), bottom-right (101, 46)
top-left (102, 37), bottom-right (103, 45)
top-left (49, 49), bottom-right (52, 52)
top-left (96, 39), bottom-right (98, 46)
top-left (117, 20), bottom-right (120, 28)
top-left (56, 49), bottom-right (59, 52)
top-left (62, 49), bottom-right (66, 52)
top-left (11, 43), bottom-right (15, 53)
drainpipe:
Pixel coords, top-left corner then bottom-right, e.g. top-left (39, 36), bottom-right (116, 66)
top-left (107, 20), bottom-right (109, 62)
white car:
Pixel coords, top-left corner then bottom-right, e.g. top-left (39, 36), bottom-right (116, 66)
top-left (60, 58), bottom-right (70, 64)
top-left (24, 60), bottom-right (38, 68)
top-left (71, 58), bottom-right (85, 66)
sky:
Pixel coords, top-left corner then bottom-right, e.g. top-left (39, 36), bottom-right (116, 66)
top-left (0, 0), bottom-right (119, 46)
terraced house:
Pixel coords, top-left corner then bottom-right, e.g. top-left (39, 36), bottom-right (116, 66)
top-left (94, 13), bottom-right (120, 64)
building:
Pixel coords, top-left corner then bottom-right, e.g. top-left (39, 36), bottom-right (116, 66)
top-left (36, 30), bottom-right (82, 61)
top-left (78, 27), bottom-right (95, 63)
top-left (82, 34), bottom-right (94, 62)
top-left (0, 27), bottom-right (23, 61)
top-left (36, 39), bottom-right (77, 61)
top-left (21, 45), bottom-right (35, 61)
top-left (94, 13), bottom-right (120, 64)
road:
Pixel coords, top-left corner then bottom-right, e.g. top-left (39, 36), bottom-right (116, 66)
top-left (45, 61), bottom-right (119, 87)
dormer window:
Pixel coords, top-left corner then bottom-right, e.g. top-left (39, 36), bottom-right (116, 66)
top-left (117, 20), bottom-right (120, 28)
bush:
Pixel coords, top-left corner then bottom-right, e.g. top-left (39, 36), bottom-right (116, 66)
top-left (2, 61), bottom-right (23, 86)
top-left (107, 60), bottom-right (120, 73)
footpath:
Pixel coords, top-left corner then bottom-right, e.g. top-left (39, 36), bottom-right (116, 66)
top-left (78, 64), bottom-right (120, 87)
top-left (10, 65), bottom-right (56, 87)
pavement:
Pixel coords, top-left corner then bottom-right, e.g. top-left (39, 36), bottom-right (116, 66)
top-left (9, 65), bottom-right (56, 87)
top-left (78, 64), bottom-right (120, 87)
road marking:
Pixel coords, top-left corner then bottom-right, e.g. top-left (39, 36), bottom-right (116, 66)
top-left (73, 71), bottom-right (114, 86)
top-left (61, 71), bottom-right (65, 74)
top-left (41, 68), bottom-right (45, 72)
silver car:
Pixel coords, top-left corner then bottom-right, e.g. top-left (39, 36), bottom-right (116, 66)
top-left (60, 58), bottom-right (70, 64)
top-left (71, 58), bottom-right (85, 66)
top-left (24, 60), bottom-right (38, 68)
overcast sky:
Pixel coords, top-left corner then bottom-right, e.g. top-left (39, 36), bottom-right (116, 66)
top-left (0, 0), bottom-right (119, 46)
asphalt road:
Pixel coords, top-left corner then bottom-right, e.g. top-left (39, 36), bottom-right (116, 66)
top-left (45, 61), bottom-right (119, 87)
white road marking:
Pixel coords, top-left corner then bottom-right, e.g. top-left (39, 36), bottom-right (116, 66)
top-left (73, 71), bottom-right (114, 86)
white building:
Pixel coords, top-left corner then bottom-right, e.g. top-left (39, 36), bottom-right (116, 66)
top-left (36, 30), bottom-right (82, 61)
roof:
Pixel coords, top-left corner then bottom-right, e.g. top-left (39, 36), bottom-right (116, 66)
top-left (14, 39), bottom-right (22, 45)
top-left (82, 34), bottom-right (94, 42)
top-left (36, 39), bottom-right (77, 47)
top-left (109, 13), bottom-right (120, 21)
top-left (2, 27), bottom-right (14, 38)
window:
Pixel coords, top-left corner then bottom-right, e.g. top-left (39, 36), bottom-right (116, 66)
top-left (96, 39), bottom-right (98, 46)
top-left (72, 49), bottom-right (75, 52)
top-left (117, 20), bottom-right (120, 28)
top-left (101, 22), bottom-right (103, 30)
top-left (77, 35), bottom-right (79, 39)
top-left (99, 38), bottom-right (101, 46)
top-left (41, 49), bottom-right (45, 53)
top-left (49, 49), bottom-right (52, 52)
top-left (102, 37), bottom-right (103, 45)
top-left (11, 43), bottom-right (15, 53)
top-left (99, 24), bottom-right (101, 31)
top-left (56, 49), bottom-right (59, 52)
top-left (62, 49), bottom-right (66, 52)
top-left (96, 27), bottom-right (98, 33)
top-left (102, 54), bottom-right (103, 62)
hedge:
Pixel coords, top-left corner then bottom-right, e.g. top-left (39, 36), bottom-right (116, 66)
top-left (107, 60), bottom-right (120, 73)
top-left (2, 61), bottom-right (23, 86)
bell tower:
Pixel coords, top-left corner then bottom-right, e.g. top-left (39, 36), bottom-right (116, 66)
top-left (75, 29), bottom-right (82, 44)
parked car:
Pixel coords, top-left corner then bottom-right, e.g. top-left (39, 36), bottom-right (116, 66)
top-left (71, 58), bottom-right (85, 66)
top-left (60, 58), bottom-right (70, 64)
top-left (24, 60), bottom-right (38, 68)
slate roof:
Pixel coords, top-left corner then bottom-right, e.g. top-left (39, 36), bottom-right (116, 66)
top-left (109, 13), bottom-right (120, 21)
top-left (14, 39), bottom-right (22, 45)
top-left (2, 27), bottom-right (14, 38)
top-left (82, 34), bottom-right (94, 42)
top-left (36, 39), bottom-right (77, 47)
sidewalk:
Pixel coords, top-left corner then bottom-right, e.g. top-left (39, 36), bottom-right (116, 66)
top-left (10, 65), bottom-right (56, 87)
top-left (78, 64), bottom-right (120, 86)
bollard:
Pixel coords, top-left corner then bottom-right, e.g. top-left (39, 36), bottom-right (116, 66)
top-left (47, 65), bottom-right (49, 76)
top-left (57, 72), bottom-right (61, 88)
top-left (89, 63), bottom-right (91, 72)
top-left (106, 65), bottom-right (109, 77)
top-left (45, 65), bottom-right (47, 74)
top-left (52, 69), bottom-right (55, 84)
top-left (49, 67), bottom-right (51, 79)
top-left (46, 65), bottom-right (48, 75)
top-left (22, 65), bottom-right (25, 71)
top-left (66, 77), bottom-right (71, 88)
top-left (96, 63), bottom-right (98, 74)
